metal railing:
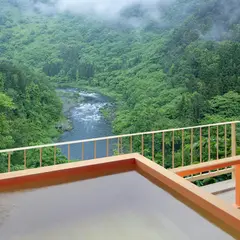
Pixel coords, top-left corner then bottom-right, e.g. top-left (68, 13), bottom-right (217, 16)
top-left (0, 121), bottom-right (239, 181)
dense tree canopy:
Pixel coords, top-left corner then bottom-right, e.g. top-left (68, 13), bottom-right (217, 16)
top-left (0, 61), bottom-right (65, 172)
top-left (0, 0), bottom-right (240, 176)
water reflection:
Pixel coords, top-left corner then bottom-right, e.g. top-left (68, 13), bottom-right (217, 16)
top-left (0, 172), bottom-right (234, 240)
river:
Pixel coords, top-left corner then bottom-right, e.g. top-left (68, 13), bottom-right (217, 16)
top-left (58, 89), bottom-right (115, 160)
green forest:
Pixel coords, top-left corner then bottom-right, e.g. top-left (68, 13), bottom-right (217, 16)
top-left (0, 0), bottom-right (240, 176)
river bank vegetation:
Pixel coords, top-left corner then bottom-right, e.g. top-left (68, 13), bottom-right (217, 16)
top-left (0, 0), bottom-right (240, 179)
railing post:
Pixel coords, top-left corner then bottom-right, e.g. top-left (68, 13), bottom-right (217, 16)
top-left (182, 129), bottom-right (184, 166)
top-left (120, 137), bottom-right (123, 154)
top-left (82, 143), bottom-right (84, 160)
top-left (152, 133), bottom-right (155, 162)
top-left (172, 131), bottom-right (175, 168)
top-left (117, 138), bottom-right (120, 155)
top-left (231, 123), bottom-right (237, 179)
top-left (208, 126), bottom-right (211, 161)
top-left (216, 125), bottom-right (219, 160)
top-left (199, 127), bottom-right (202, 163)
top-left (8, 152), bottom-right (11, 172)
top-left (190, 128), bottom-right (194, 178)
top-left (162, 132), bottom-right (165, 168)
top-left (106, 139), bottom-right (109, 157)
top-left (224, 125), bottom-right (227, 158)
top-left (68, 144), bottom-right (70, 162)
top-left (39, 148), bottom-right (42, 167)
top-left (24, 150), bottom-right (27, 169)
top-left (129, 136), bottom-right (133, 153)
top-left (54, 146), bottom-right (57, 165)
top-left (94, 141), bottom-right (97, 159)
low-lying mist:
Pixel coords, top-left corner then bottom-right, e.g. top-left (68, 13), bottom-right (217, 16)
top-left (35, 0), bottom-right (174, 17)
top-left (13, 0), bottom-right (240, 39)
top-left (31, 0), bottom-right (176, 27)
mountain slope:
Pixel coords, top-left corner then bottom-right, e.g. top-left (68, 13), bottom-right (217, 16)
top-left (0, 0), bottom-right (240, 134)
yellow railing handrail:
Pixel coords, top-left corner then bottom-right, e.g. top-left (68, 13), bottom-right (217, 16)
top-left (0, 120), bottom-right (239, 154)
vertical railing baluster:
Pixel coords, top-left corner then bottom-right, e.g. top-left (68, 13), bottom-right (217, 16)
top-left (208, 126), bottom-right (211, 161)
top-left (216, 125), bottom-right (219, 160)
top-left (120, 137), bottom-right (123, 154)
top-left (200, 127), bottom-right (202, 163)
top-left (40, 148), bottom-right (42, 167)
top-left (224, 125), bottom-right (227, 158)
top-left (54, 146), bottom-right (57, 165)
top-left (68, 144), bottom-right (70, 162)
top-left (172, 131), bottom-right (175, 168)
top-left (8, 152), bottom-right (11, 172)
top-left (182, 129), bottom-right (184, 166)
top-left (207, 126), bottom-right (211, 175)
top-left (152, 133), bottom-right (155, 162)
top-left (199, 127), bottom-right (202, 175)
top-left (94, 141), bottom-right (97, 159)
top-left (231, 122), bottom-right (237, 179)
top-left (117, 138), bottom-right (120, 155)
top-left (141, 134), bottom-right (144, 156)
top-left (162, 132), bottom-right (165, 168)
top-left (82, 143), bottom-right (84, 160)
top-left (106, 139), bottom-right (109, 157)
top-left (191, 128), bottom-right (193, 165)
top-left (130, 136), bottom-right (133, 153)
top-left (24, 150), bottom-right (27, 169)
top-left (224, 125), bottom-right (228, 170)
